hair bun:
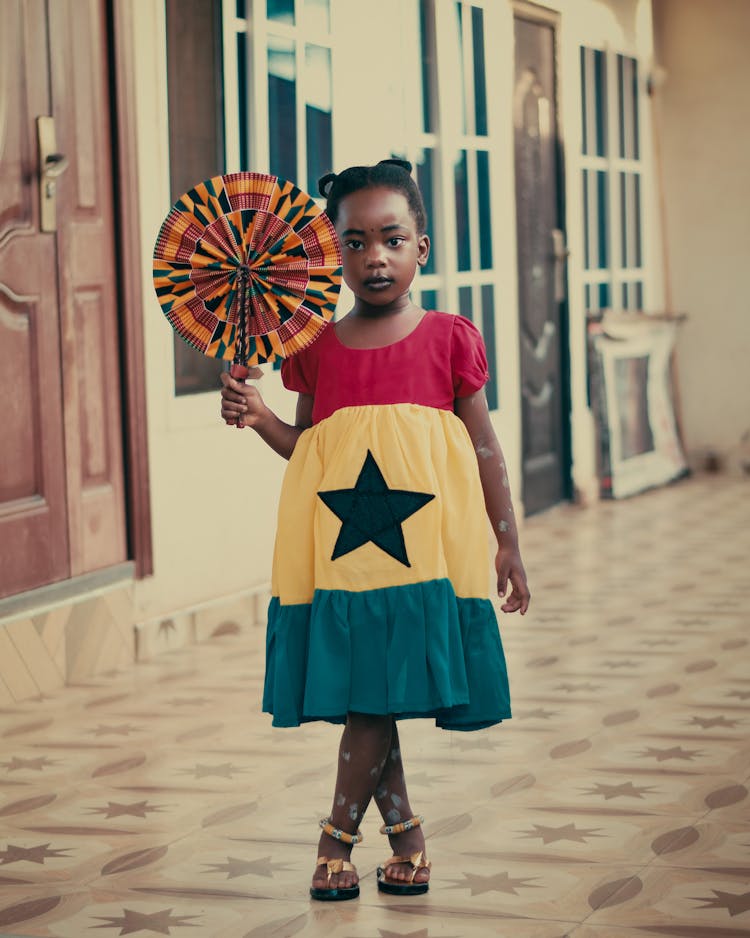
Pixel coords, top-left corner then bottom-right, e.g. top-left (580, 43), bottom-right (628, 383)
top-left (378, 158), bottom-right (413, 174)
top-left (318, 172), bottom-right (337, 198)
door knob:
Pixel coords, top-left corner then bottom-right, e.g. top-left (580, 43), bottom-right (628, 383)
top-left (37, 117), bottom-right (69, 232)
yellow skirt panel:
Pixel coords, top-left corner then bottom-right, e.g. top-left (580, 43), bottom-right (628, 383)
top-left (272, 404), bottom-right (490, 604)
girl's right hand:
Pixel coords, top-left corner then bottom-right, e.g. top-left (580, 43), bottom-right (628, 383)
top-left (220, 368), bottom-right (267, 429)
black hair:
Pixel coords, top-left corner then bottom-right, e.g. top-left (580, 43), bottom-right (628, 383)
top-left (318, 159), bottom-right (427, 235)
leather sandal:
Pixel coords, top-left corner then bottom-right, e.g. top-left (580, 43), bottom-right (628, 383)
top-left (310, 856), bottom-right (360, 901)
top-left (309, 818), bottom-right (362, 901)
top-left (376, 815), bottom-right (430, 895)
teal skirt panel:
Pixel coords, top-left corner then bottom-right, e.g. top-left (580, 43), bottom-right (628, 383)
top-left (262, 578), bottom-right (511, 731)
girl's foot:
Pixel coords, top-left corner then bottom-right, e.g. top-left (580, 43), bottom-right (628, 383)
top-left (384, 826), bottom-right (430, 885)
top-left (311, 835), bottom-right (359, 894)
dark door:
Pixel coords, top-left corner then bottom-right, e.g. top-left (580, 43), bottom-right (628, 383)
top-left (0, 0), bottom-right (127, 598)
top-left (513, 11), bottom-right (571, 515)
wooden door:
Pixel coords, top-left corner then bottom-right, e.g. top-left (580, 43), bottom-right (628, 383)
top-left (513, 10), bottom-right (571, 515)
top-left (0, 0), bottom-right (126, 599)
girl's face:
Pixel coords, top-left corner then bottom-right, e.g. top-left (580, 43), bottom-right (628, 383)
top-left (335, 187), bottom-right (430, 308)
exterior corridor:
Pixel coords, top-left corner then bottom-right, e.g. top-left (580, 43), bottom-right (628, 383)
top-left (0, 472), bottom-right (748, 937)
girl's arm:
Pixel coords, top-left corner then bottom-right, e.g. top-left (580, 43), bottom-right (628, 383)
top-left (455, 389), bottom-right (531, 614)
top-left (220, 370), bottom-right (313, 461)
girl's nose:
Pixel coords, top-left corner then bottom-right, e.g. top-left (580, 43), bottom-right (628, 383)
top-left (365, 246), bottom-right (386, 266)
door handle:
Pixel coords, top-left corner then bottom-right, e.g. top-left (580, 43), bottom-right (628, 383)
top-left (551, 228), bottom-right (569, 303)
top-left (37, 117), bottom-right (69, 232)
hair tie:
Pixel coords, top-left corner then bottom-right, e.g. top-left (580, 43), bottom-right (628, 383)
top-left (377, 158), bottom-right (413, 174)
top-left (318, 172), bottom-right (337, 198)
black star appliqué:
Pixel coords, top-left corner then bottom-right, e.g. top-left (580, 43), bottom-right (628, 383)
top-left (317, 450), bottom-right (434, 567)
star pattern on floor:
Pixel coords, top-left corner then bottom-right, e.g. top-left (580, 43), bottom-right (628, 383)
top-left (517, 707), bottom-right (559, 719)
top-left (447, 870), bottom-right (540, 895)
top-left (317, 450), bottom-right (434, 566)
top-left (555, 682), bottom-right (602, 692)
top-left (87, 801), bottom-right (169, 819)
top-left (517, 822), bottom-right (606, 844)
top-left (91, 907), bottom-right (200, 934)
top-left (0, 756), bottom-right (58, 771)
top-left (637, 745), bottom-right (702, 761)
top-left (690, 888), bottom-right (750, 917)
top-left (688, 715), bottom-right (739, 729)
top-left (178, 762), bottom-right (249, 779)
top-left (202, 855), bottom-right (293, 879)
top-left (89, 724), bottom-right (142, 736)
top-left (0, 843), bottom-right (72, 864)
top-left (581, 781), bottom-right (659, 800)
top-left (725, 690), bottom-right (750, 700)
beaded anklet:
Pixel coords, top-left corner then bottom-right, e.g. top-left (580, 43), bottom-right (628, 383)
top-left (378, 814), bottom-right (424, 836)
top-left (319, 818), bottom-right (364, 845)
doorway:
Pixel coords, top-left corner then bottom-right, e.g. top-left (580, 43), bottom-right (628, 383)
top-left (513, 6), bottom-right (572, 515)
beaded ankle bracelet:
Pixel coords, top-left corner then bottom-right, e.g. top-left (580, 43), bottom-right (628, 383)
top-left (379, 814), bottom-right (424, 836)
top-left (319, 818), bottom-right (364, 845)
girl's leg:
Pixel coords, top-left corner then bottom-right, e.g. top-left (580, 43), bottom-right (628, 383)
top-left (372, 719), bottom-right (430, 884)
top-left (312, 712), bottom-right (393, 892)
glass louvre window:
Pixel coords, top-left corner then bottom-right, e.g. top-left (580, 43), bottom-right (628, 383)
top-left (227, 0), bottom-right (333, 192)
top-left (580, 47), bottom-right (645, 315)
top-left (446, 1), bottom-right (497, 408)
top-left (268, 36), bottom-right (297, 182)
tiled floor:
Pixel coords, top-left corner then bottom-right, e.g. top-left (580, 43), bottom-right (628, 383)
top-left (0, 473), bottom-right (748, 937)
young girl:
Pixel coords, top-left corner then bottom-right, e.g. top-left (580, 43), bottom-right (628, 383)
top-left (220, 159), bottom-right (530, 901)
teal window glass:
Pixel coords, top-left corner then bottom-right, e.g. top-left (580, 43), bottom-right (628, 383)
top-left (619, 172), bottom-right (642, 268)
top-left (419, 0), bottom-right (435, 133)
top-left (582, 168), bottom-right (609, 270)
top-left (481, 284), bottom-right (498, 410)
top-left (458, 285), bottom-right (473, 320)
top-left (237, 32), bottom-right (248, 169)
top-left (471, 5), bottom-right (488, 136)
top-left (305, 44), bottom-right (332, 192)
top-left (268, 35), bottom-right (297, 182)
top-left (453, 2), bottom-right (467, 134)
top-left (581, 46), bottom-right (607, 157)
top-left (420, 288), bottom-right (438, 311)
top-left (476, 149), bottom-right (492, 268)
top-left (268, 0), bottom-right (295, 25)
top-left (416, 149), bottom-right (436, 275)
top-left (236, 0), bottom-right (245, 16)
top-left (617, 54), bottom-right (640, 159)
top-left (454, 151), bottom-right (471, 271)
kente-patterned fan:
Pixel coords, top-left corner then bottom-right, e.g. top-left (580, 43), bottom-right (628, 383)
top-left (153, 172), bottom-right (341, 378)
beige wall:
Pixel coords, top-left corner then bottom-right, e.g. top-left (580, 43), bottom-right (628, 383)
top-left (653, 0), bottom-right (750, 461)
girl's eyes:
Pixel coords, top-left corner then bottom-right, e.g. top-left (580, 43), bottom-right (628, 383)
top-left (343, 237), bottom-right (406, 250)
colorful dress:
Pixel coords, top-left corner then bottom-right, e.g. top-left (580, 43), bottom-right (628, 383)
top-left (262, 310), bottom-right (512, 731)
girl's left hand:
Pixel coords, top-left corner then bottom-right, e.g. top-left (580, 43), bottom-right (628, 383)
top-left (495, 548), bottom-right (530, 615)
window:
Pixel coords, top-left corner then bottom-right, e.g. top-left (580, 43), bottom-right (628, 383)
top-left (227, 0), bottom-right (333, 193)
top-left (413, 0), bottom-right (500, 409)
top-left (165, 0), bottom-right (226, 396)
top-left (580, 47), bottom-right (645, 315)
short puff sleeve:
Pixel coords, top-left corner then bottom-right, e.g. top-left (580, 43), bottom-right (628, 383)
top-left (280, 342), bottom-right (319, 395)
top-left (451, 314), bottom-right (490, 397)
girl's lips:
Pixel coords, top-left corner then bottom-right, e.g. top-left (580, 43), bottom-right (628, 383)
top-left (364, 278), bottom-right (392, 290)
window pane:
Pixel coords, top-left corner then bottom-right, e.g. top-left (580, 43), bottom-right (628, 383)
top-left (236, 0), bottom-right (246, 16)
top-left (581, 47), bottom-right (607, 156)
top-left (471, 5), bottom-right (488, 135)
top-left (459, 285), bottom-right (473, 320)
top-left (305, 44), bottom-right (332, 192)
top-left (267, 0), bottom-right (295, 25)
top-left (454, 150), bottom-right (471, 271)
top-left (416, 149), bottom-right (436, 275)
top-left (619, 171), bottom-right (642, 268)
top-left (582, 169), bottom-right (609, 270)
top-left (420, 288), bottom-right (439, 311)
top-left (481, 284), bottom-right (498, 410)
top-left (618, 54), bottom-right (640, 160)
top-left (476, 149), bottom-right (492, 268)
top-left (453, 2), bottom-right (467, 134)
top-left (304, 0), bottom-right (329, 32)
top-left (598, 282), bottom-right (610, 310)
top-left (268, 35), bottom-right (297, 182)
top-left (237, 32), bottom-right (248, 169)
top-left (419, 0), bottom-right (436, 133)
